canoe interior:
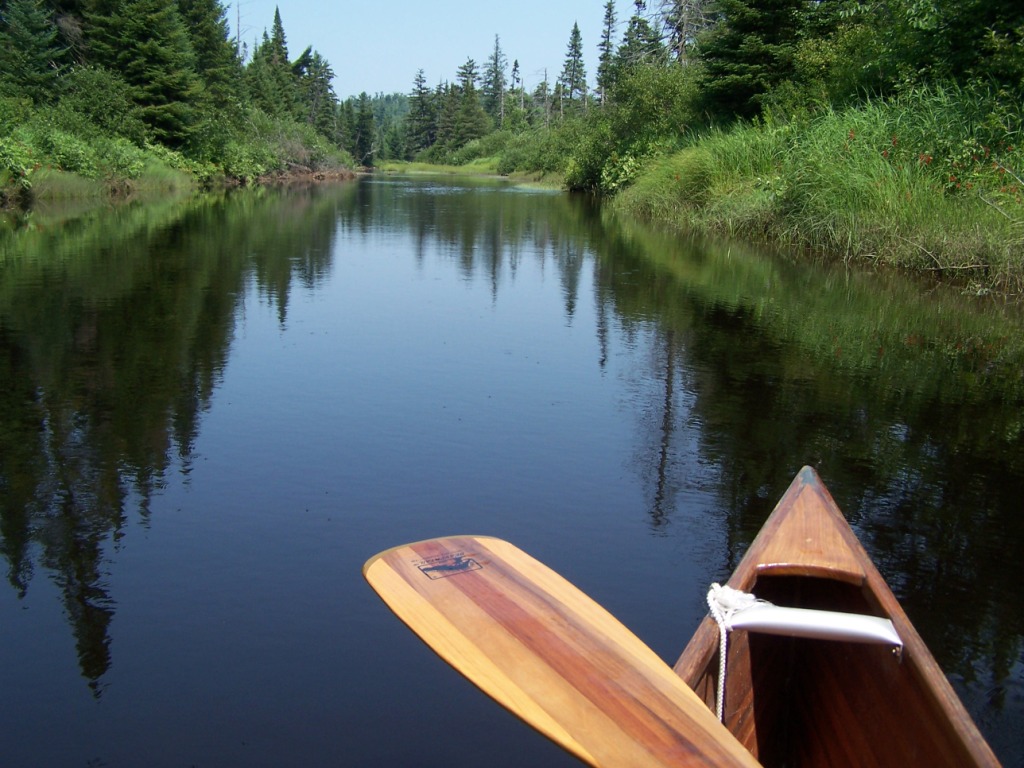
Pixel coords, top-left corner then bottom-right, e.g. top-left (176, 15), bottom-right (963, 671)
top-left (681, 573), bottom-right (984, 768)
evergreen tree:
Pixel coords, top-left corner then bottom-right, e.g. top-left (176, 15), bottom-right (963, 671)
top-left (86, 0), bottom-right (201, 145)
top-left (559, 22), bottom-right (587, 108)
top-left (697, 0), bottom-right (803, 120)
top-left (454, 57), bottom-right (489, 146)
top-left (433, 81), bottom-right (459, 154)
top-left (177, 0), bottom-right (241, 110)
top-left (245, 7), bottom-right (298, 119)
top-left (293, 47), bottom-right (337, 139)
top-left (0, 0), bottom-right (69, 103)
top-left (616, 1), bottom-right (664, 73)
top-left (660, 0), bottom-right (712, 64)
top-left (505, 58), bottom-right (530, 130)
top-left (482, 34), bottom-right (507, 126)
top-left (509, 58), bottom-right (521, 104)
top-left (353, 91), bottom-right (375, 165)
top-left (381, 120), bottom-right (407, 161)
top-left (337, 97), bottom-right (356, 155)
top-left (406, 69), bottom-right (437, 155)
top-left (596, 0), bottom-right (617, 106)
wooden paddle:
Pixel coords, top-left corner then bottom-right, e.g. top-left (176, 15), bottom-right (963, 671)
top-left (363, 535), bottom-right (759, 767)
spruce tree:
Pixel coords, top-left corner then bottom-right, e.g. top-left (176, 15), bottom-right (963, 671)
top-left (697, 0), bottom-right (803, 120)
top-left (245, 7), bottom-right (299, 119)
top-left (177, 0), bottom-right (241, 110)
top-left (482, 34), bottom-right (507, 126)
top-left (616, 1), bottom-right (664, 73)
top-left (433, 81), bottom-right (459, 155)
top-left (596, 0), bottom-right (617, 106)
top-left (0, 0), bottom-right (69, 103)
top-left (454, 58), bottom-right (489, 147)
top-left (293, 48), bottom-right (337, 139)
top-left (559, 22), bottom-right (587, 108)
top-left (86, 0), bottom-right (201, 145)
top-left (406, 69), bottom-right (437, 155)
top-left (353, 91), bottom-right (375, 166)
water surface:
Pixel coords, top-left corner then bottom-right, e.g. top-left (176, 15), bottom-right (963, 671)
top-left (0, 177), bottom-right (1021, 766)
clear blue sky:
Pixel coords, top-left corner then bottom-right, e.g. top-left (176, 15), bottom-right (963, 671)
top-left (233, 0), bottom-right (622, 99)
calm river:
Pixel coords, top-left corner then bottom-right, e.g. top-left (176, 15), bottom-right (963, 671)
top-left (1, 176), bottom-right (1022, 766)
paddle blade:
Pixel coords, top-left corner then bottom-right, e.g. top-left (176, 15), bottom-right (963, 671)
top-left (364, 535), bottom-right (757, 768)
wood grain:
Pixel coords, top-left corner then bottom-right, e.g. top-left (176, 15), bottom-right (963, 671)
top-left (673, 466), bottom-right (1001, 768)
top-left (364, 536), bottom-right (758, 768)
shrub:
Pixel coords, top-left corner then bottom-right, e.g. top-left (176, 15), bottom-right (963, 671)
top-left (58, 66), bottom-right (147, 145)
top-left (0, 135), bottom-right (35, 189)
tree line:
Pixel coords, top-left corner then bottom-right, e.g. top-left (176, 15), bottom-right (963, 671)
top-left (0, 0), bottom-right (370, 186)
top-left (1, 0), bottom-right (1022, 192)
top-left (381, 0), bottom-right (1021, 180)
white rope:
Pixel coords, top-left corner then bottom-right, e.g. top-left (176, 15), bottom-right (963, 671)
top-left (706, 584), bottom-right (771, 722)
top-left (704, 584), bottom-right (902, 722)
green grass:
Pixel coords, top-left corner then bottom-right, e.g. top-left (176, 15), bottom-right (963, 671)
top-left (614, 85), bottom-right (1024, 292)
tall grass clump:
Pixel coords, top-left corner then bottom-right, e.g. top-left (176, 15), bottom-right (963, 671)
top-left (619, 82), bottom-right (1023, 289)
top-left (776, 85), bottom-right (1023, 283)
top-left (614, 148), bottom-right (714, 221)
top-left (614, 120), bottom-right (795, 234)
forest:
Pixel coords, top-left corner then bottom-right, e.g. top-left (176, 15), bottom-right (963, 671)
top-left (1, 0), bottom-right (1023, 286)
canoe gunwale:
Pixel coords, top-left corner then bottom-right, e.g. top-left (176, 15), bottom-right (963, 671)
top-left (672, 465), bottom-right (1001, 768)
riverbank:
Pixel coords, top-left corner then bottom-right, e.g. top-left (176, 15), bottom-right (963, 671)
top-left (609, 93), bottom-right (1023, 295)
top-left (375, 159), bottom-right (564, 189)
top-left (1, 161), bottom-right (357, 213)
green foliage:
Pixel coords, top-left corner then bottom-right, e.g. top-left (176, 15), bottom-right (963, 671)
top-left (448, 130), bottom-right (511, 166)
top-left (616, 0), bottom-right (665, 76)
top-left (86, 0), bottom-right (202, 146)
top-left (559, 22), bottom-right (587, 105)
top-left (563, 63), bottom-right (699, 192)
top-left (177, 0), bottom-right (242, 110)
top-left (496, 122), bottom-right (583, 176)
top-left (696, 0), bottom-right (805, 121)
top-left (613, 147), bottom-right (714, 218)
top-left (0, 0), bottom-right (69, 104)
top-left (0, 134), bottom-right (35, 190)
top-left (612, 83), bottom-right (1024, 288)
top-left (0, 96), bottom-right (33, 132)
top-left (482, 35), bottom-right (508, 124)
top-left (406, 69), bottom-right (437, 156)
top-left (353, 92), bottom-right (375, 166)
top-left (59, 66), bottom-right (148, 145)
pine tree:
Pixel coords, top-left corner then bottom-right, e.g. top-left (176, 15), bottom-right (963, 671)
top-left (293, 48), bottom-right (337, 139)
top-left (177, 0), bottom-right (241, 110)
top-left (596, 0), bottom-right (617, 106)
top-left (245, 7), bottom-right (299, 119)
top-left (337, 97), bottom-right (356, 156)
top-left (86, 0), bottom-right (201, 145)
top-left (433, 81), bottom-right (459, 154)
top-left (697, 0), bottom-right (803, 120)
top-left (353, 91), bottom-right (375, 166)
top-left (0, 0), bottom-right (69, 103)
top-left (482, 34), bottom-right (507, 127)
top-left (559, 22), bottom-right (587, 109)
top-left (505, 58), bottom-right (530, 130)
top-left (406, 69), bottom-right (437, 155)
top-left (616, 1), bottom-right (664, 73)
top-left (454, 57), bottom-right (489, 146)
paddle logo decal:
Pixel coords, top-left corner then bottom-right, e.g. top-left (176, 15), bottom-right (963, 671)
top-left (415, 550), bottom-right (482, 579)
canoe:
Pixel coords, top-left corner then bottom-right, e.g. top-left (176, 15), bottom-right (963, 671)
top-left (364, 465), bottom-right (1000, 766)
top-left (673, 465), bottom-right (1000, 767)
